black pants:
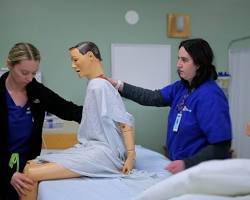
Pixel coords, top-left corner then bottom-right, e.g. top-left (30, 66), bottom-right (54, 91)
top-left (0, 185), bottom-right (19, 200)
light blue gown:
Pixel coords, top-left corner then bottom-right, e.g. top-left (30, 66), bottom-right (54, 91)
top-left (37, 78), bottom-right (134, 177)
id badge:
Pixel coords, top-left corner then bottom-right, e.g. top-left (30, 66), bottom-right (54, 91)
top-left (173, 113), bottom-right (182, 132)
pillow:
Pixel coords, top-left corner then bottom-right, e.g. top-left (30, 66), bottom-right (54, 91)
top-left (134, 159), bottom-right (250, 200)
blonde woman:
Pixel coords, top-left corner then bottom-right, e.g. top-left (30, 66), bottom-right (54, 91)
top-left (0, 43), bottom-right (82, 200)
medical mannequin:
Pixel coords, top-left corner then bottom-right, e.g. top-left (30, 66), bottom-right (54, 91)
top-left (21, 42), bottom-right (135, 200)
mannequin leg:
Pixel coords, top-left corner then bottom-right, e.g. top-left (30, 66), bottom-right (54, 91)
top-left (20, 160), bottom-right (80, 200)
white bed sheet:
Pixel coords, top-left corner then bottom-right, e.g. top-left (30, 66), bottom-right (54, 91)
top-left (38, 145), bottom-right (171, 200)
top-left (169, 194), bottom-right (250, 200)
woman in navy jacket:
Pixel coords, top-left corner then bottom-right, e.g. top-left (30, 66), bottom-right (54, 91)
top-left (0, 42), bottom-right (82, 200)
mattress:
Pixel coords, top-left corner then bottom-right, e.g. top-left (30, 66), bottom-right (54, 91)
top-left (38, 145), bottom-right (172, 200)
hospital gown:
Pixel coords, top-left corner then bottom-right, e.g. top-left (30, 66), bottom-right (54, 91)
top-left (37, 78), bottom-right (135, 177)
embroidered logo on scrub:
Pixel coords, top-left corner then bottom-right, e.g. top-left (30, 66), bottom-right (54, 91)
top-left (182, 106), bottom-right (192, 112)
top-left (33, 99), bottom-right (40, 103)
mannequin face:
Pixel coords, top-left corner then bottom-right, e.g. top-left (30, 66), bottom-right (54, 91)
top-left (176, 47), bottom-right (199, 84)
top-left (8, 60), bottom-right (39, 87)
top-left (70, 48), bottom-right (92, 78)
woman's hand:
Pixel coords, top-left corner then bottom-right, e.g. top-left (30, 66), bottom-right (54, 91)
top-left (11, 172), bottom-right (34, 196)
top-left (102, 75), bottom-right (124, 91)
top-left (105, 76), bottom-right (118, 87)
top-left (165, 160), bottom-right (185, 174)
top-left (122, 151), bottom-right (136, 174)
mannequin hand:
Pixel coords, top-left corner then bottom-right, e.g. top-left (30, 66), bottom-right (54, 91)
top-left (165, 160), bottom-right (185, 174)
top-left (122, 151), bottom-right (136, 174)
top-left (11, 172), bottom-right (34, 196)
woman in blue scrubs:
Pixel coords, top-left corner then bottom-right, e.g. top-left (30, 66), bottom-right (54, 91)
top-left (106, 38), bottom-right (232, 174)
top-left (0, 43), bottom-right (82, 199)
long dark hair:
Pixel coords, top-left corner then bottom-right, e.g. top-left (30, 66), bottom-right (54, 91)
top-left (69, 41), bottom-right (102, 61)
top-left (179, 38), bottom-right (217, 89)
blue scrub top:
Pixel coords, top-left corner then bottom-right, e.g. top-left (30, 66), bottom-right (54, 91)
top-left (160, 80), bottom-right (232, 160)
top-left (6, 91), bottom-right (33, 170)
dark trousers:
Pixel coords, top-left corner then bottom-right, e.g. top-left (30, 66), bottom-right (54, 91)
top-left (0, 185), bottom-right (19, 200)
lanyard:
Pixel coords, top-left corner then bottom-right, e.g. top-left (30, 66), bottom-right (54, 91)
top-left (173, 90), bottom-right (193, 132)
top-left (9, 153), bottom-right (19, 172)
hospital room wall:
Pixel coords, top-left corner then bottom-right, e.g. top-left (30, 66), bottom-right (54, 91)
top-left (1, 0), bottom-right (250, 153)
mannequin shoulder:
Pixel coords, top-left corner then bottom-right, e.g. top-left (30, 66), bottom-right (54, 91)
top-left (88, 78), bottom-right (114, 91)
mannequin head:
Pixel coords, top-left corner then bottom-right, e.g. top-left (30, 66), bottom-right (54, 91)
top-left (69, 41), bottom-right (103, 79)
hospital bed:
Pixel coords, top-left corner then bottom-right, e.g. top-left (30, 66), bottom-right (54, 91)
top-left (39, 133), bottom-right (172, 200)
top-left (40, 133), bottom-right (250, 200)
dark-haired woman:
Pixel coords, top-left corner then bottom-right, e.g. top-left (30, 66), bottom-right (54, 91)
top-left (106, 38), bottom-right (232, 174)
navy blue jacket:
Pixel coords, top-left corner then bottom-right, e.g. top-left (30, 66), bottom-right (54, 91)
top-left (0, 72), bottom-right (82, 199)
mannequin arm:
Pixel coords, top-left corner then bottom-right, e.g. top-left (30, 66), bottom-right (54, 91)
top-left (119, 123), bottom-right (136, 174)
top-left (246, 122), bottom-right (250, 136)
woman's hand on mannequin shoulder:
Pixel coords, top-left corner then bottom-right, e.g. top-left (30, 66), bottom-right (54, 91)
top-left (11, 172), bottom-right (34, 196)
top-left (102, 75), bottom-right (123, 91)
top-left (165, 160), bottom-right (185, 174)
top-left (102, 75), bottom-right (117, 87)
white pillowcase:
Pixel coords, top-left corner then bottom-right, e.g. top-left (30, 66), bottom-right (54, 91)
top-left (134, 159), bottom-right (250, 200)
